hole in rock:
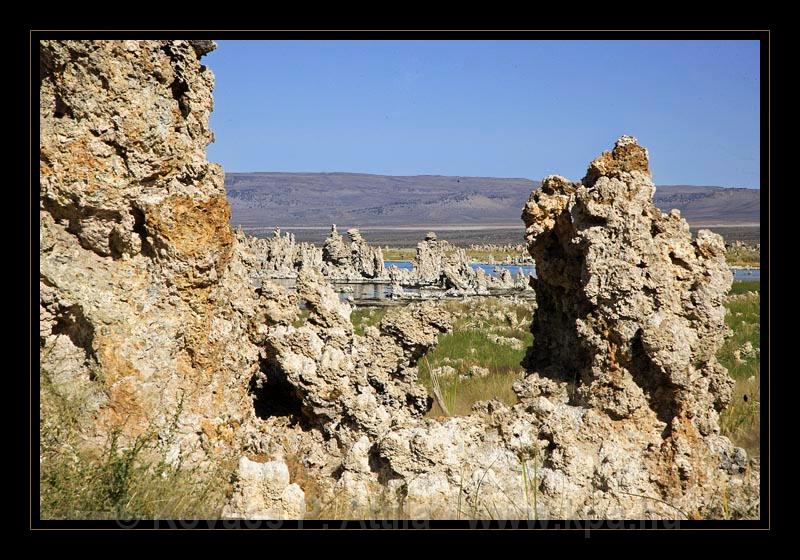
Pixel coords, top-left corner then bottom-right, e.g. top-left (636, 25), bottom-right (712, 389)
top-left (131, 206), bottom-right (155, 258)
top-left (368, 443), bottom-right (404, 486)
top-left (669, 250), bottom-right (693, 270)
top-left (53, 95), bottom-right (72, 119)
top-left (51, 304), bottom-right (96, 364)
top-left (170, 78), bottom-right (190, 118)
top-left (250, 354), bottom-right (306, 425)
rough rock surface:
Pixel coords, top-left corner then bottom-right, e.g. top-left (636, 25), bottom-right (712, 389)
top-left (522, 136), bottom-right (734, 431)
top-left (409, 233), bottom-right (532, 295)
top-left (414, 231), bottom-right (476, 290)
top-left (40, 40), bottom-right (263, 466)
top-left (253, 137), bottom-right (756, 520)
top-left (236, 226), bottom-right (322, 280)
top-left (258, 269), bottom-right (451, 448)
top-left (321, 224), bottom-right (350, 269)
top-left (222, 457), bottom-right (305, 519)
top-left (343, 228), bottom-right (386, 279)
top-left (516, 135), bottom-right (755, 515)
top-left (319, 225), bottom-right (388, 280)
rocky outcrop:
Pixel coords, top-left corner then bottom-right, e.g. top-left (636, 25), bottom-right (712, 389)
top-left (321, 224), bottom-right (350, 269)
top-left (414, 232), bottom-right (475, 290)
top-left (40, 40), bottom-right (263, 466)
top-left (259, 269), bottom-right (451, 447)
top-left (247, 137), bottom-right (756, 520)
top-left (322, 224), bottom-right (388, 282)
top-left (344, 228), bottom-right (386, 279)
top-left (239, 224), bottom-right (533, 297)
top-left (239, 224), bottom-right (387, 282)
top-left (522, 136), bottom-right (734, 431)
top-left (41, 39), bottom-right (455, 519)
top-left (236, 226), bottom-right (322, 280)
top-left (409, 233), bottom-right (532, 294)
top-left (222, 457), bottom-right (306, 519)
top-left (515, 135), bottom-right (754, 516)
top-left (320, 226), bottom-right (386, 280)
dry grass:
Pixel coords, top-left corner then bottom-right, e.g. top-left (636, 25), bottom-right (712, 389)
top-left (382, 248), bottom-right (416, 262)
top-left (725, 245), bottom-right (760, 268)
top-left (383, 247), bottom-right (530, 264)
top-left (350, 306), bottom-right (387, 336)
top-left (463, 249), bottom-right (530, 263)
top-left (417, 298), bottom-right (532, 416)
top-left (39, 370), bottom-right (235, 519)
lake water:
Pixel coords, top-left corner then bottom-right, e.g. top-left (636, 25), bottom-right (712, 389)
top-left (385, 260), bottom-right (535, 277)
top-left (386, 261), bottom-right (759, 282)
top-left (264, 262), bottom-right (759, 304)
top-left (732, 268), bottom-right (760, 282)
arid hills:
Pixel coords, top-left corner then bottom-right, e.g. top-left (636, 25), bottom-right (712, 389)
top-left (226, 172), bottom-right (760, 228)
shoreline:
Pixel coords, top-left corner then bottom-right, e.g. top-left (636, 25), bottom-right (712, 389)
top-left (238, 223), bottom-right (761, 232)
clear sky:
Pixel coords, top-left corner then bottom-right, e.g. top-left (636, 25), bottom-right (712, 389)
top-left (204, 40), bottom-right (760, 188)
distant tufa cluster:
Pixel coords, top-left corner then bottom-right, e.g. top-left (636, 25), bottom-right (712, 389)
top-left (236, 225), bottom-right (532, 294)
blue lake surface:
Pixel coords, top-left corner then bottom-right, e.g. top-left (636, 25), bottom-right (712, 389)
top-left (732, 268), bottom-right (760, 282)
top-left (384, 261), bottom-right (760, 282)
top-left (385, 260), bottom-right (534, 277)
top-left (384, 260), bottom-right (413, 271)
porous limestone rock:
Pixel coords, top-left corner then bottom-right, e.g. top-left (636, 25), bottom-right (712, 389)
top-left (222, 457), bottom-right (306, 519)
top-left (236, 226), bottom-right (322, 280)
top-left (321, 224), bottom-right (350, 268)
top-left (516, 135), bottom-right (753, 515)
top-left (346, 228), bottom-right (386, 279)
top-left (40, 40), bottom-right (262, 467)
top-left (320, 225), bottom-right (388, 281)
top-left (257, 137), bottom-right (757, 520)
top-left (260, 268), bottom-right (451, 447)
top-left (522, 136), bottom-right (734, 431)
top-left (414, 231), bottom-right (477, 291)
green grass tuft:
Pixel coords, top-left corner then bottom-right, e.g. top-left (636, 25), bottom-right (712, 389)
top-left (728, 280), bottom-right (760, 296)
top-left (719, 289), bottom-right (760, 457)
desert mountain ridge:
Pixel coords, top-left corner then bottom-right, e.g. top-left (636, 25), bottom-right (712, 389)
top-left (225, 172), bottom-right (760, 228)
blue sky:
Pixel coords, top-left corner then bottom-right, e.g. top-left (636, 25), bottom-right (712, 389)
top-left (205, 40), bottom-right (760, 188)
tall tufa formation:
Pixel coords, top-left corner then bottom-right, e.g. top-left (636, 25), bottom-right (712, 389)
top-left (346, 228), bottom-right (386, 279)
top-left (320, 225), bottom-right (387, 280)
top-left (522, 136), bottom-right (733, 432)
top-left (520, 135), bottom-right (745, 505)
top-left (321, 224), bottom-right (350, 268)
top-left (414, 231), bottom-right (476, 290)
top-left (40, 40), bottom-right (262, 466)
